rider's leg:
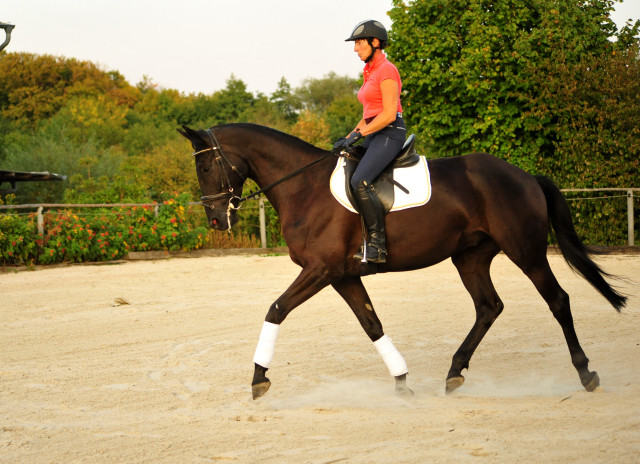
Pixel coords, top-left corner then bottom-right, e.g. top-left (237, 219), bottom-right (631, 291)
top-left (351, 120), bottom-right (406, 263)
top-left (350, 120), bottom-right (406, 191)
top-left (352, 180), bottom-right (387, 263)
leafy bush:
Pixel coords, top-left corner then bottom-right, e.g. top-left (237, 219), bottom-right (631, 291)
top-left (0, 192), bottom-right (209, 265)
top-left (0, 195), bottom-right (38, 264)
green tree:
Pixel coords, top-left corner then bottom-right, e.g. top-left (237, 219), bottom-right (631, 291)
top-left (270, 77), bottom-right (299, 124)
top-left (208, 74), bottom-right (256, 124)
top-left (387, 0), bottom-right (629, 170)
top-left (294, 71), bottom-right (360, 113)
top-left (0, 52), bottom-right (139, 126)
top-left (240, 93), bottom-right (290, 132)
top-left (324, 95), bottom-right (362, 141)
top-left (290, 111), bottom-right (332, 149)
top-left (522, 43), bottom-right (640, 245)
top-left (0, 126), bottom-right (126, 204)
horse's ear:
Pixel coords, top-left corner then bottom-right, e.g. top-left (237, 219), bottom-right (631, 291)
top-left (180, 125), bottom-right (209, 143)
top-left (179, 125), bottom-right (199, 141)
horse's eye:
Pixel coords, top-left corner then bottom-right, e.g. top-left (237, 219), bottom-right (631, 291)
top-left (199, 164), bottom-right (211, 173)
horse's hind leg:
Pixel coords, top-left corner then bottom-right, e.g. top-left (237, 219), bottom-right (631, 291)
top-left (518, 257), bottom-right (600, 392)
top-left (332, 276), bottom-right (413, 396)
top-left (447, 238), bottom-right (503, 394)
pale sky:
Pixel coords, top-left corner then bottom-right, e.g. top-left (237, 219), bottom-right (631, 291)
top-left (2, 1), bottom-right (639, 96)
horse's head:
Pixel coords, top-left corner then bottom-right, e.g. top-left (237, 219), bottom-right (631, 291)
top-left (178, 125), bottom-right (248, 231)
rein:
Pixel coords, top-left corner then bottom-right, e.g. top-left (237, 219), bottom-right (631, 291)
top-left (192, 128), bottom-right (337, 231)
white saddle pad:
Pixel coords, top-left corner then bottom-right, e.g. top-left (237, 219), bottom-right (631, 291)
top-left (329, 156), bottom-right (432, 213)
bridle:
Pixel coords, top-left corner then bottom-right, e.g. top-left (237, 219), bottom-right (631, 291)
top-left (191, 129), bottom-right (246, 231)
top-left (192, 128), bottom-right (339, 231)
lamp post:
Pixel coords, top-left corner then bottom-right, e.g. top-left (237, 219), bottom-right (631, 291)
top-left (0, 22), bottom-right (15, 53)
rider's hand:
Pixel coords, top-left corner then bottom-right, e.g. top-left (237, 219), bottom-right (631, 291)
top-left (333, 129), bottom-right (363, 150)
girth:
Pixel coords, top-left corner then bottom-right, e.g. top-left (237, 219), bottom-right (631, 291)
top-left (344, 134), bottom-right (419, 215)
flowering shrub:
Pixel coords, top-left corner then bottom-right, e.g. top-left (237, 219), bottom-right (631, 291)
top-left (0, 192), bottom-right (208, 265)
top-left (0, 213), bottom-right (38, 264)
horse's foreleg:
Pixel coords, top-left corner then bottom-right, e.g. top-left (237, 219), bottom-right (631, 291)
top-left (251, 265), bottom-right (332, 400)
top-left (332, 276), bottom-right (413, 396)
top-left (448, 239), bottom-right (503, 394)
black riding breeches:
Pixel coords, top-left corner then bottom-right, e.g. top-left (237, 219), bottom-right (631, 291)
top-left (350, 118), bottom-right (407, 191)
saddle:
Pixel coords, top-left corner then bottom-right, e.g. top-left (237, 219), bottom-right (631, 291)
top-left (343, 134), bottom-right (420, 215)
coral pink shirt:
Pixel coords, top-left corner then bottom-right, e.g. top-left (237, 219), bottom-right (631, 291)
top-left (357, 53), bottom-right (403, 119)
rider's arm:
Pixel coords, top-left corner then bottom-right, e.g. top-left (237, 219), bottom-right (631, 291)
top-left (349, 118), bottom-right (367, 136)
top-left (359, 79), bottom-right (399, 136)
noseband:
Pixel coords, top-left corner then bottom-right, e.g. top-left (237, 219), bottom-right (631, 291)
top-left (192, 128), bottom-right (340, 231)
top-left (192, 129), bottom-right (246, 231)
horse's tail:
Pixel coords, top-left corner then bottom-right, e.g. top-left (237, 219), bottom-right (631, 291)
top-left (535, 175), bottom-right (627, 311)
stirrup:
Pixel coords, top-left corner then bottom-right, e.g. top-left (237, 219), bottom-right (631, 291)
top-left (354, 244), bottom-right (387, 264)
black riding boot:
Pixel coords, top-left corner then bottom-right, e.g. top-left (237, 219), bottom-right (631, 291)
top-left (353, 180), bottom-right (387, 263)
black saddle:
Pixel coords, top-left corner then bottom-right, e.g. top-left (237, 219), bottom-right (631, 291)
top-left (344, 134), bottom-right (420, 215)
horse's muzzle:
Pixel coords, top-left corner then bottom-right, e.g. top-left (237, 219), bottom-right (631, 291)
top-left (207, 209), bottom-right (238, 231)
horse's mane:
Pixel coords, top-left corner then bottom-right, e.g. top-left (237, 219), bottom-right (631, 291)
top-left (211, 123), bottom-right (328, 156)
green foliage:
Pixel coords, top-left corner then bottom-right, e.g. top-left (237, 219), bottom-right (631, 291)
top-left (388, 0), bottom-right (639, 245)
top-left (2, 32), bottom-right (636, 255)
top-left (0, 192), bottom-right (209, 265)
top-left (324, 95), bottom-right (362, 141)
top-left (294, 71), bottom-right (360, 113)
top-left (231, 180), bottom-right (285, 247)
top-left (0, 195), bottom-right (38, 263)
top-left (388, 0), bottom-right (627, 168)
top-left (523, 44), bottom-right (640, 245)
top-left (1, 129), bottom-right (126, 204)
top-left (63, 166), bottom-right (150, 205)
top-left (270, 77), bottom-right (299, 124)
top-left (290, 111), bottom-right (332, 149)
top-left (0, 52), bottom-right (139, 126)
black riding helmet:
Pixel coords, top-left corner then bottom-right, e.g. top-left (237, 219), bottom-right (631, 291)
top-left (345, 20), bottom-right (388, 63)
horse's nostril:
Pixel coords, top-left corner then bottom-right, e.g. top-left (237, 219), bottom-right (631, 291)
top-left (212, 218), bottom-right (219, 226)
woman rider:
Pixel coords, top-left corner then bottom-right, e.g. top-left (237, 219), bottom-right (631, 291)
top-left (334, 20), bottom-right (405, 264)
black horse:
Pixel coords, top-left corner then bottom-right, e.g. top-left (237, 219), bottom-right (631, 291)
top-left (179, 123), bottom-right (625, 400)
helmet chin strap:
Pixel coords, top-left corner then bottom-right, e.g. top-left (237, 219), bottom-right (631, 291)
top-left (365, 38), bottom-right (378, 63)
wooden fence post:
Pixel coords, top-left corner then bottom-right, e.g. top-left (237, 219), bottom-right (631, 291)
top-left (628, 190), bottom-right (635, 246)
top-left (37, 206), bottom-right (44, 235)
top-left (154, 205), bottom-right (159, 218)
top-left (259, 199), bottom-right (267, 249)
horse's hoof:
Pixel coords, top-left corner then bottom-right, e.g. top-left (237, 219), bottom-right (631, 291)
top-left (395, 384), bottom-right (414, 396)
top-left (582, 372), bottom-right (600, 392)
top-left (252, 381), bottom-right (271, 400)
top-left (446, 376), bottom-right (465, 394)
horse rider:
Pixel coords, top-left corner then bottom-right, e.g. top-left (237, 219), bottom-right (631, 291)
top-left (334, 20), bottom-right (406, 264)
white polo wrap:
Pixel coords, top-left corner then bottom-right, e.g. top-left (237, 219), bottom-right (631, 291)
top-left (253, 321), bottom-right (280, 368)
top-left (373, 334), bottom-right (408, 377)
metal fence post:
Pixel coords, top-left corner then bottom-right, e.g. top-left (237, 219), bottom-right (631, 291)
top-left (628, 190), bottom-right (635, 246)
top-left (154, 205), bottom-right (159, 218)
top-left (259, 199), bottom-right (267, 249)
top-left (37, 206), bottom-right (44, 235)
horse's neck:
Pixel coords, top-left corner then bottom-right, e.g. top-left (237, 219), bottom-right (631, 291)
top-left (246, 136), bottom-right (329, 211)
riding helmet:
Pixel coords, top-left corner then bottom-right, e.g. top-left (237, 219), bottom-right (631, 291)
top-left (345, 20), bottom-right (388, 42)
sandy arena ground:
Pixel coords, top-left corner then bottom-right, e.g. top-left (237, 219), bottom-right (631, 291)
top-left (1, 253), bottom-right (639, 463)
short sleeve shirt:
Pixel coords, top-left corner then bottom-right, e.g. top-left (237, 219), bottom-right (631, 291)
top-left (357, 53), bottom-right (403, 119)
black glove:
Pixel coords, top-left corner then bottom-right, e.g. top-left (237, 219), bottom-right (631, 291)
top-left (333, 129), bottom-right (363, 150)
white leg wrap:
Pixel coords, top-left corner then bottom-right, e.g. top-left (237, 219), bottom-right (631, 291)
top-left (253, 321), bottom-right (280, 368)
top-left (373, 334), bottom-right (408, 377)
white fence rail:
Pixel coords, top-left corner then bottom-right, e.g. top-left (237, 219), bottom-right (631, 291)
top-left (0, 190), bottom-right (637, 246)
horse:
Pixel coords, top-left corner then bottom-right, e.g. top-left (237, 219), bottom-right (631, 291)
top-left (178, 123), bottom-right (626, 400)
